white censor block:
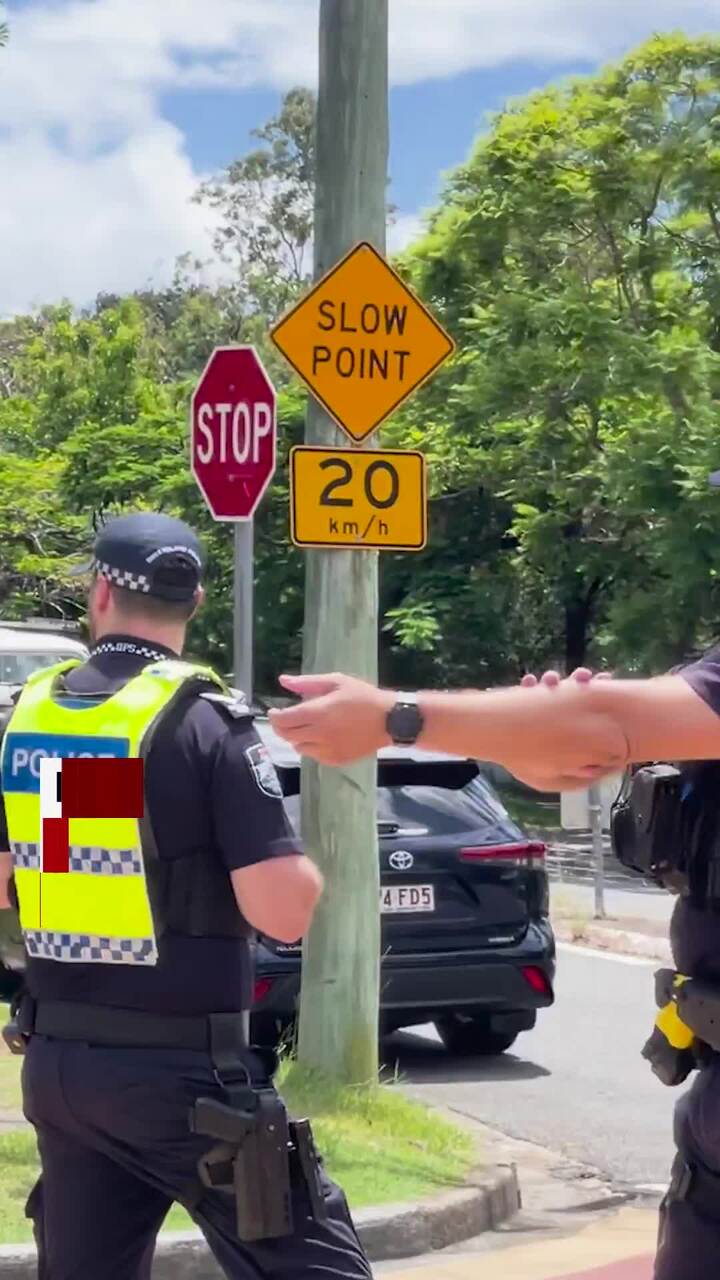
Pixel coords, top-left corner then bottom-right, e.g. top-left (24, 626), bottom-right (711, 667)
top-left (194, 401), bottom-right (273, 466)
top-left (39, 756), bottom-right (63, 820)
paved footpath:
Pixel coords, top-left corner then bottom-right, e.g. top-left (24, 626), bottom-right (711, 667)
top-left (381, 1207), bottom-right (656, 1280)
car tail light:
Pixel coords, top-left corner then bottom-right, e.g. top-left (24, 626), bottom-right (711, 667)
top-left (521, 965), bottom-right (552, 996)
top-left (252, 977), bottom-right (275, 1005)
top-left (459, 841), bottom-right (546, 867)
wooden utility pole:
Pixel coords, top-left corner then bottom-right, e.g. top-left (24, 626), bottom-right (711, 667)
top-left (297, 0), bottom-right (388, 1084)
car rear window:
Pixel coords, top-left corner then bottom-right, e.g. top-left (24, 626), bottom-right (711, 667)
top-left (375, 775), bottom-right (514, 836)
top-left (279, 766), bottom-right (517, 839)
top-left (0, 652), bottom-right (77, 685)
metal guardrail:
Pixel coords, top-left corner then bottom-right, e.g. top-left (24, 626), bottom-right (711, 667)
top-left (544, 832), bottom-right (652, 891)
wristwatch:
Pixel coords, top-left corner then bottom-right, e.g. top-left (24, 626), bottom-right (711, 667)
top-left (386, 692), bottom-right (424, 746)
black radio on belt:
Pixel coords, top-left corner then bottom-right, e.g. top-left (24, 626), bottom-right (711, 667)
top-left (610, 764), bottom-right (685, 885)
top-left (611, 761), bottom-right (720, 904)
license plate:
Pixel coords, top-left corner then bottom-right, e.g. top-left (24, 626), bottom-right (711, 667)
top-left (380, 884), bottom-right (435, 913)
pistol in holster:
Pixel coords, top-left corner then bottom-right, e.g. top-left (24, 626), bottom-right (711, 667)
top-left (190, 1089), bottom-right (327, 1242)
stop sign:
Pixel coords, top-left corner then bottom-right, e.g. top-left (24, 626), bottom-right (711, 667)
top-left (191, 346), bottom-right (277, 520)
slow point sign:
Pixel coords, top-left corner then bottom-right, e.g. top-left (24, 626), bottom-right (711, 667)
top-left (271, 242), bottom-right (455, 443)
top-left (290, 447), bottom-right (427, 551)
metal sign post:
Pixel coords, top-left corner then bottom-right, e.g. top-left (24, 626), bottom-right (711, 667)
top-left (233, 522), bottom-right (254, 703)
top-left (588, 783), bottom-right (606, 920)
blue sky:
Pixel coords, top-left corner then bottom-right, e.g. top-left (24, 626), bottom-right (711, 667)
top-left (1, 0), bottom-right (718, 316)
top-left (160, 59), bottom-right (594, 220)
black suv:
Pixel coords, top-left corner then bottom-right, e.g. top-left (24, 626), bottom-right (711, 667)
top-left (0, 728), bottom-right (555, 1057)
top-left (251, 724), bottom-right (555, 1056)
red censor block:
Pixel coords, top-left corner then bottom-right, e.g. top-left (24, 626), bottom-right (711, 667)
top-left (60, 758), bottom-right (145, 819)
top-left (41, 817), bottom-right (70, 874)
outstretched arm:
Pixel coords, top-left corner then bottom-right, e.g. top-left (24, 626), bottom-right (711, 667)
top-left (269, 671), bottom-right (720, 789)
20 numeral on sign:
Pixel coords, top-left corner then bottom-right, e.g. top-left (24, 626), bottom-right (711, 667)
top-left (319, 458), bottom-right (399, 510)
top-left (290, 447), bottom-right (427, 552)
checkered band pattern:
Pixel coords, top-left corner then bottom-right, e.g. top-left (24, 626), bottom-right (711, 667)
top-left (92, 640), bottom-right (168, 661)
top-left (24, 930), bottom-right (157, 965)
top-left (95, 559), bottom-right (151, 593)
top-left (11, 841), bottom-right (40, 870)
top-left (69, 846), bottom-right (144, 876)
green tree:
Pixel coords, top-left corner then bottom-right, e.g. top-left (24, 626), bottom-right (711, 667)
top-left (0, 453), bottom-right (85, 620)
top-left (0, 299), bottom-right (306, 682)
top-left (400, 33), bottom-right (720, 676)
top-left (195, 88), bottom-right (315, 326)
top-left (97, 265), bottom-right (257, 386)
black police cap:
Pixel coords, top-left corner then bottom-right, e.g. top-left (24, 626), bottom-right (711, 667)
top-left (73, 512), bottom-right (204, 602)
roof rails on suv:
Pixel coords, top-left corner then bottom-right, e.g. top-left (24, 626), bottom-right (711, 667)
top-left (0, 618), bottom-right (86, 639)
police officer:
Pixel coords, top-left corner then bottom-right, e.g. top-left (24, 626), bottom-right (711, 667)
top-left (271, 635), bottom-right (720, 1280)
top-left (0, 511), bottom-right (372, 1280)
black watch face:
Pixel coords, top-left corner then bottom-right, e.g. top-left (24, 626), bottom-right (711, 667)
top-left (388, 701), bottom-right (422, 744)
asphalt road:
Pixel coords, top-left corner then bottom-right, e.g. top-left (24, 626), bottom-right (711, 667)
top-left (384, 943), bottom-right (683, 1189)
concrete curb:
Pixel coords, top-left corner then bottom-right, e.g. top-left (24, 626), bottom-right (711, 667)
top-left (554, 920), bottom-right (671, 963)
top-left (0, 1164), bottom-right (520, 1277)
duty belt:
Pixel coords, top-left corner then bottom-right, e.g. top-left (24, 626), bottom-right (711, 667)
top-left (5, 995), bottom-right (251, 1060)
top-left (667, 1152), bottom-right (720, 1219)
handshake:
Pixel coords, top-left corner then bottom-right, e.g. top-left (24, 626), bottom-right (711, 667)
top-left (269, 664), bottom-right (622, 791)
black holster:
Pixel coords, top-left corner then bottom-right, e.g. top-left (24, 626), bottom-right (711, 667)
top-left (190, 1091), bottom-right (328, 1242)
top-left (191, 1088), bottom-right (294, 1241)
top-left (189, 1012), bottom-right (328, 1244)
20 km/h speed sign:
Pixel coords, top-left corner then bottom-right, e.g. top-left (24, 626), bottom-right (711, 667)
top-left (290, 447), bottom-right (427, 551)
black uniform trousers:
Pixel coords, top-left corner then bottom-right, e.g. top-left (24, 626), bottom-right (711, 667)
top-left (22, 1035), bottom-right (373, 1280)
top-left (655, 1058), bottom-right (720, 1280)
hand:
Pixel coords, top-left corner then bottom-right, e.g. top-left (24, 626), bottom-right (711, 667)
top-left (513, 667), bottom-right (615, 791)
top-left (520, 666), bottom-right (613, 689)
top-left (269, 673), bottom-right (393, 766)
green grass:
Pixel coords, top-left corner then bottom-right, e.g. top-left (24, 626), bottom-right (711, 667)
top-left (0, 1004), bottom-right (24, 1115)
top-left (502, 789), bottom-right (560, 832)
top-left (550, 889), bottom-right (592, 942)
top-left (0, 1131), bottom-right (38, 1245)
top-left (278, 1060), bottom-right (473, 1208)
top-left (0, 1054), bottom-right (473, 1244)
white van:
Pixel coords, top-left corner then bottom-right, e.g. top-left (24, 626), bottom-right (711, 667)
top-left (0, 623), bottom-right (89, 710)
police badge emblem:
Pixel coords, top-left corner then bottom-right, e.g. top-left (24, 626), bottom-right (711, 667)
top-left (244, 743), bottom-right (283, 799)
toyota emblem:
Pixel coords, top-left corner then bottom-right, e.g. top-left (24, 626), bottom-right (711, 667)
top-left (389, 850), bottom-right (414, 871)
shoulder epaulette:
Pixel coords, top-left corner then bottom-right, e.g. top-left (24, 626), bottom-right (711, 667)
top-left (199, 690), bottom-right (254, 721)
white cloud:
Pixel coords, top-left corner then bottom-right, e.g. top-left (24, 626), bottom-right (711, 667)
top-left (388, 212), bottom-right (426, 254)
top-left (388, 0), bottom-right (720, 86)
top-left (0, 122), bottom-right (219, 317)
top-left (2, 0), bottom-right (719, 314)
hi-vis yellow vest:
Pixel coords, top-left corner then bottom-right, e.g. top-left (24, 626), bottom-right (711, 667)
top-left (0, 657), bottom-right (227, 966)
